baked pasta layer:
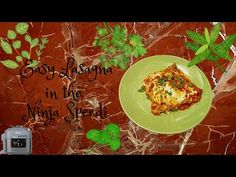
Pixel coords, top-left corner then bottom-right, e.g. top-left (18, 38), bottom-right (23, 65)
top-left (142, 64), bottom-right (202, 115)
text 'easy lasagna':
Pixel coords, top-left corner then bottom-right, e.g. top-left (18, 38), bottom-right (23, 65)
top-left (142, 64), bottom-right (202, 115)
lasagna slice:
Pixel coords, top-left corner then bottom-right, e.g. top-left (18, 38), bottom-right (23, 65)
top-left (142, 64), bottom-right (202, 115)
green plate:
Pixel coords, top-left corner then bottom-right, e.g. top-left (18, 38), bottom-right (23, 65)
top-left (119, 55), bottom-right (213, 134)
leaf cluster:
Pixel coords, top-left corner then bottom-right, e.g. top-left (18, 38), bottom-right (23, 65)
top-left (86, 123), bottom-right (121, 151)
top-left (93, 23), bottom-right (146, 70)
top-left (0, 22), bottom-right (49, 69)
top-left (185, 23), bottom-right (236, 72)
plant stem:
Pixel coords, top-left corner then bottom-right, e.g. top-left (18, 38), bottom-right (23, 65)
top-left (103, 22), bottom-right (108, 29)
top-left (14, 49), bottom-right (23, 66)
top-left (130, 54), bottom-right (134, 66)
top-left (103, 22), bottom-right (113, 32)
top-left (29, 48), bottom-right (31, 59)
top-left (100, 33), bottom-right (112, 41)
top-left (26, 32), bottom-right (32, 59)
top-left (12, 40), bottom-right (19, 55)
top-left (11, 39), bottom-right (23, 65)
top-left (85, 143), bottom-right (99, 155)
top-left (214, 60), bottom-right (226, 73)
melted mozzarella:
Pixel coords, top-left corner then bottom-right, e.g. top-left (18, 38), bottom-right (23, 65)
top-left (142, 64), bottom-right (202, 115)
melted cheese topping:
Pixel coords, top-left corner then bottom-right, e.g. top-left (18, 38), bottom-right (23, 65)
top-left (143, 64), bottom-right (202, 115)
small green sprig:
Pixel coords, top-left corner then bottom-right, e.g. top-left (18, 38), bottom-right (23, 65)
top-left (185, 23), bottom-right (236, 73)
top-left (93, 23), bottom-right (147, 70)
top-left (86, 123), bottom-right (121, 151)
top-left (36, 37), bottom-right (49, 57)
top-left (0, 22), bottom-right (49, 69)
top-left (138, 86), bottom-right (145, 92)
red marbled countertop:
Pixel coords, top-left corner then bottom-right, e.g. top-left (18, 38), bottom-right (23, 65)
top-left (0, 22), bottom-right (236, 154)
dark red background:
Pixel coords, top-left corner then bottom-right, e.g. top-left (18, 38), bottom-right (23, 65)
top-left (0, 22), bottom-right (236, 154)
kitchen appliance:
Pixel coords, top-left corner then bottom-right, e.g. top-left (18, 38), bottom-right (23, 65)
top-left (0, 126), bottom-right (32, 155)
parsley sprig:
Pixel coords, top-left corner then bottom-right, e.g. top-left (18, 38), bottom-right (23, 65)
top-left (93, 23), bottom-right (147, 70)
top-left (86, 123), bottom-right (121, 151)
top-left (185, 23), bottom-right (236, 73)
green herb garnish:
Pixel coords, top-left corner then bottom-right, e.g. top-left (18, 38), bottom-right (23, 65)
top-left (138, 86), bottom-right (145, 92)
top-left (189, 83), bottom-right (193, 87)
top-left (36, 37), bottom-right (48, 57)
top-left (93, 23), bottom-right (147, 70)
top-left (178, 78), bottom-right (185, 87)
top-left (185, 23), bottom-right (236, 73)
top-left (158, 77), bottom-right (166, 84)
top-left (165, 90), bottom-right (172, 96)
top-left (86, 123), bottom-right (121, 151)
top-left (170, 108), bottom-right (178, 112)
top-left (168, 75), bottom-right (173, 80)
top-left (0, 22), bottom-right (48, 69)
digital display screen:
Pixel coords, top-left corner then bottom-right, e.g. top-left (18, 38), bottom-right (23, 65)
top-left (11, 139), bottom-right (26, 148)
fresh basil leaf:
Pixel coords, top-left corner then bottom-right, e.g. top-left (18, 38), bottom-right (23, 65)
top-left (1, 39), bottom-right (12, 54)
top-left (186, 30), bottom-right (207, 45)
top-left (188, 49), bottom-right (210, 67)
top-left (210, 44), bottom-right (231, 60)
top-left (7, 30), bottom-right (17, 40)
top-left (210, 23), bottom-right (221, 44)
top-left (195, 44), bottom-right (208, 55)
top-left (205, 28), bottom-right (210, 44)
top-left (15, 22), bottom-right (29, 35)
top-left (0, 60), bottom-right (19, 69)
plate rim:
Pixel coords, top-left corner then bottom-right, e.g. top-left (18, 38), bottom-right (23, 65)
top-left (118, 55), bottom-right (213, 134)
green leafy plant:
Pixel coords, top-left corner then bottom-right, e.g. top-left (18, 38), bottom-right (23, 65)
top-left (36, 37), bottom-right (48, 57)
top-left (0, 22), bottom-right (49, 69)
top-left (86, 123), bottom-right (121, 151)
top-left (93, 23), bottom-right (147, 70)
top-left (185, 23), bottom-right (236, 72)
